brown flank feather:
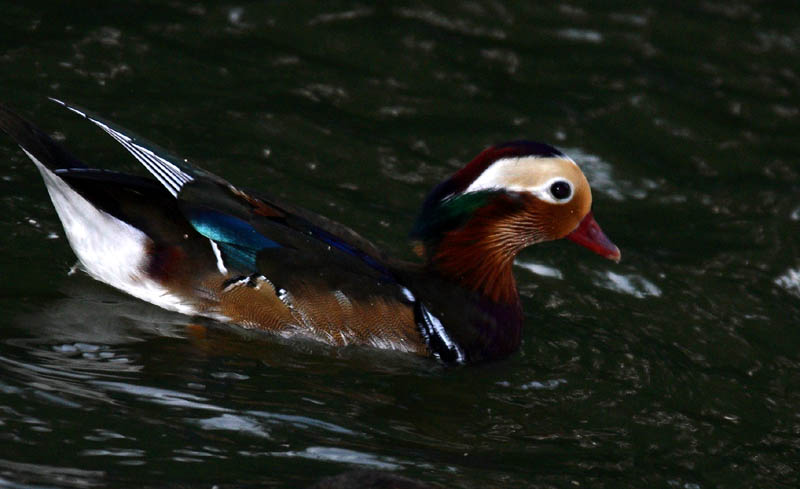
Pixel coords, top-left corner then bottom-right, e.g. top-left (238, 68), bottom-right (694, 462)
top-left (205, 275), bottom-right (425, 353)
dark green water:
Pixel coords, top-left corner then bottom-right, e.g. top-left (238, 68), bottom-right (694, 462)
top-left (1, 2), bottom-right (799, 488)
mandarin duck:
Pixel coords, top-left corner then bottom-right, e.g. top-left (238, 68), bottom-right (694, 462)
top-left (0, 100), bottom-right (619, 363)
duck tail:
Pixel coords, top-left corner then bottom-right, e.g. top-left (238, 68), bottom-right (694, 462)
top-left (0, 103), bottom-right (87, 171)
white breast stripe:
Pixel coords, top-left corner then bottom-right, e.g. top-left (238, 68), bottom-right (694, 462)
top-left (420, 303), bottom-right (465, 364)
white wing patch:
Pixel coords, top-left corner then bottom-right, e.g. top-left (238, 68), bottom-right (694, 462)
top-left (209, 240), bottom-right (228, 274)
top-left (49, 98), bottom-right (193, 198)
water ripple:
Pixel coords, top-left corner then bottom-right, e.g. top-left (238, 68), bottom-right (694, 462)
top-left (557, 28), bottom-right (604, 43)
top-left (308, 7), bottom-right (374, 25)
top-left (394, 7), bottom-right (506, 39)
top-left (0, 459), bottom-right (104, 489)
top-left (196, 413), bottom-right (271, 439)
top-left (270, 446), bottom-right (401, 470)
top-left (568, 147), bottom-right (661, 201)
top-left (247, 410), bottom-right (357, 436)
top-left (774, 268), bottom-right (800, 297)
top-left (90, 381), bottom-right (227, 412)
top-left (596, 271), bottom-right (662, 298)
top-left (515, 260), bottom-right (564, 279)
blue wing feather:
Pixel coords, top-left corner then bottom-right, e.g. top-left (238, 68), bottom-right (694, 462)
top-left (217, 242), bottom-right (261, 271)
top-left (187, 209), bottom-right (280, 250)
top-left (186, 208), bottom-right (281, 270)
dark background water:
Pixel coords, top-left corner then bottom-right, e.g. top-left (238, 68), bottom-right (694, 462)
top-left (1, 2), bottom-right (799, 488)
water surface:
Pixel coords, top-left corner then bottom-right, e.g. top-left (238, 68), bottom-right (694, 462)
top-left (1, 2), bottom-right (799, 488)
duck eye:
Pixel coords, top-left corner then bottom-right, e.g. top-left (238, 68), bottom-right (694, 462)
top-left (549, 180), bottom-right (572, 200)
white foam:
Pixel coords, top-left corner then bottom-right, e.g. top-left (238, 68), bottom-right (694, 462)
top-left (270, 446), bottom-right (401, 470)
top-left (197, 414), bottom-right (270, 439)
top-left (598, 271), bottom-right (661, 298)
top-left (565, 147), bottom-right (662, 202)
top-left (515, 260), bottom-right (564, 279)
top-left (557, 28), bottom-right (603, 43)
top-left (775, 268), bottom-right (800, 296)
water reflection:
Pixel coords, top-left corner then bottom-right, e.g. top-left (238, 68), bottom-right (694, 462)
top-left (0, 459), bottom-right (104, 489)
top-left (271, 446), bottom-right (402, 470)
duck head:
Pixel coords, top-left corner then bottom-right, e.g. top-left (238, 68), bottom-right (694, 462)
top-left (411, 141), bottom-right (619, 304)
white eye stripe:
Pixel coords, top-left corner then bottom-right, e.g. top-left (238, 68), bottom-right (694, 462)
top-left (462, 156), bottom-right (578, 204)
top-left (463, 157), bottom-right (525, 193)
top-left (464, 176), bottom-right (575, 204)
top-left (507, 177), bottom-right (574, 204)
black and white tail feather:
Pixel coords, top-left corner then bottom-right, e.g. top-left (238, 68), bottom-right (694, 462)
top-left (47, 99), bottom-right (238, 278)
top-left (0, 100), bottom-right (209, 316)
top-left (48, 98), bottom-right (195, 198)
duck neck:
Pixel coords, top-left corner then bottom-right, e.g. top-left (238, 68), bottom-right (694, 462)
top-left (410, 212), bottom-right (527, 362)
top-left (420, 232), bottom-right (525, 361)
top-left (427, 201), bottom-right (528, 307)
top-left (431, 230), bottom-right (520, 305)
top-left (413, 191), bottom-right (528, 306)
